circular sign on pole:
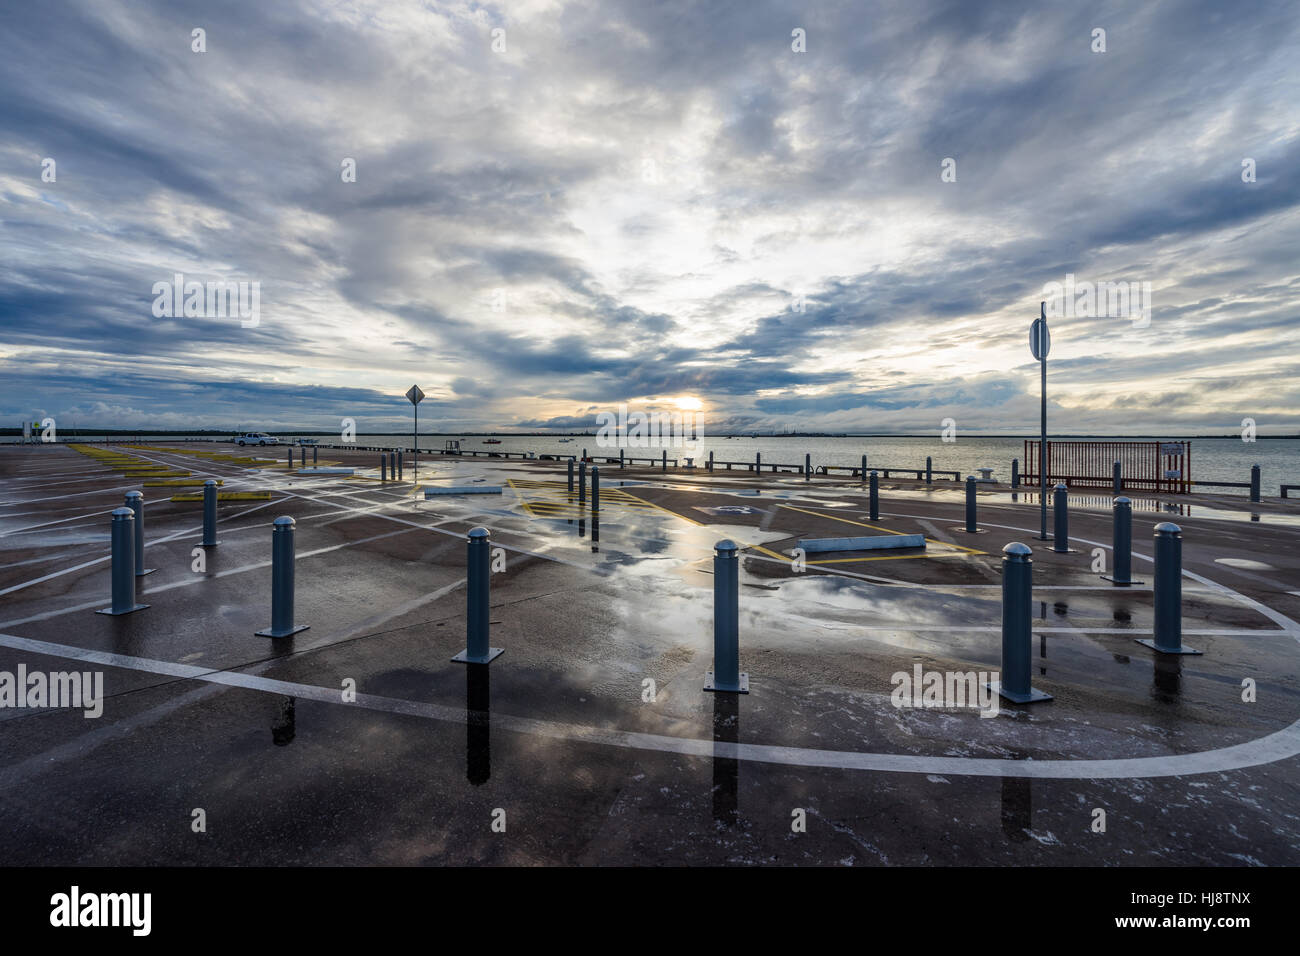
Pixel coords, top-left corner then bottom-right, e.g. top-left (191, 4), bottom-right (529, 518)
top-left (1030, 317), bottom-right (1051, 361)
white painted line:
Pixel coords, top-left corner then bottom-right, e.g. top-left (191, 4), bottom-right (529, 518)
top-left (1, 630), bottom-right (1297, 780)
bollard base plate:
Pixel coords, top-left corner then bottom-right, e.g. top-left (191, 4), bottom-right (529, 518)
top-left (952, 527), bottom-right (989, 534)
top-left (1100, 575), bottom-right (1144, 586)
top-left (1051, 547), bottom-right (1079, 554)
top-left (452, 647), bottom-right (504, 665)
top-left (986, 680), bottom-right (1052, 704)
top-left (1135, 638), bottom-right (1201, 656)
top-left (135, 568), bottom-right (156, 576)
top-left (96, 603), bottom-right (150, 616)
top-left (704, 672), bottom-right (749, 694)
top-left (256, 624), bottom-right (310, 638)
top-left (199, 541), bottom-right (220, 548)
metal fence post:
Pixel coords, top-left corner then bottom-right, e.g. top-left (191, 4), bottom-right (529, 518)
top-left (965, 476), bottom-right (978, 532)
top-left (124, 491), bottom-right (154, 576)
top-left (256, 517), bottom-right (309, 637)
top-left (96, 508), bottom-right (149, 615)
top-left (1011, 458), bottom-right (1019, 489)
top-left (1053, 483), bottom-right (1070, 552)
top-left (991, 543), bottom-right (1050, 702)
top-left (453, 527), bottom-right (503, 664)
top-left (202, 479), bottom-right (219, 547)
top-left (704, 540), bottom-right (748, 693)
top-left (869, 470), bottom-right (879, 521)
top-left (592, 465), bottom-right (600, 512)
top-left (1250, 464), bottom-right (1261, 503)
top-left (1138, 523), bottom-right (1200, 655)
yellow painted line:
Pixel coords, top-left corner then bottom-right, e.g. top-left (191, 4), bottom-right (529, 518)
top-left (777, 503), bottom-right (986, 556)
top-left (170, 489), bottom-right (271, 504)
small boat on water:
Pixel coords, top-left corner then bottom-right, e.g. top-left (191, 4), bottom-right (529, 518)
top-left (558, 438), bottom-right (573, 443)
top-left (483, 439), bottom-right (502, 444)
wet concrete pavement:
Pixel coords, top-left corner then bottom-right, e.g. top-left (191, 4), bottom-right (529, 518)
top-left (1, 442), bottom-right (1298, 865)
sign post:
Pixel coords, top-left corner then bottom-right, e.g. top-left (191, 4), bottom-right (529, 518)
top-left (405, 385), bottom-right (425, 484)
top-left (1030, 302), bottom-right (1051, 540)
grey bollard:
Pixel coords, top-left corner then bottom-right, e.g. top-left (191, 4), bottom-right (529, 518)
top-left (579, 461), bottom-right (587, 504)
top-left (1011, 458), bottom-right (1019, 489)
top-left (286, 446), bottom-right (292, 466)
top-left (592, 465), bottom-right (600, 512)
top-left (96, 508), bottom-right (149, 615)
top-left (567, 457), bottom-right (574, 494)
top-left (1138, 523), bottom-right (1200, 655)
top-left (1053, 483), bottom-right (1069, 552)
top-left (869, 471), bottom-right (879, 521)
top-left (1113, 460), bottom-right (1122, 494)
top-left (620, 449), bottom-right (625, 469)
top-left (124, 491), bottom-right (154, 576)
top-left (381, 454), bottom-right (388, 481)
top-left (704, 540), bottom-right (748, 693)
top-left (662, 449), bottom-right (667, 472)
top-left (202, 479), bottom-right (219, 547)
top-left (861, 454), bottom-right (867, 481)
top-left (805, 453), bottom-right (811, 481)
top-left (452, 527), bottom-right (503, 664)
top-left (992, 543), bottom-right (1051, 702)
top-left (391, 451), bottom-right (398, 480)
top-left (1250, 464), bottom-right (1260, 503)
top-left (256, 517), bottom-right (309, 638)
top-left (965, 476), bottom-right (978, 532)
top-left (926, 456), bottom-right (932, 485)
top-left (582, 448), bottom-right (587, 460)
top-left (398, 450), bottom-right (404, 479)
top-left (313, 446), bottom-right (318, 466)
top-left (708, 450), bottom-right (714, 471)
top-left (1106, 497), bottom-right (1137, 586)
top-left (755, 452), bottom-right (761, 473)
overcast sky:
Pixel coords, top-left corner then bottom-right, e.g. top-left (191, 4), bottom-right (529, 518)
top-left (2, 0), bottom-right (1298, 436)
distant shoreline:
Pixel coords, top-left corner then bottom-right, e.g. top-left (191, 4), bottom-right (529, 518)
top-left (3, 429), bottom-right (1296, 440)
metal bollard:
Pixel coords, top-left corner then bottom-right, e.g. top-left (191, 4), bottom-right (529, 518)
top-left (567, 458), bottom-right (574, 494)
top-left (805, 453), bottom-right (811, 481)
top-left (1105, 497), bottom-right (1138, 586)
top-left (96, 508), bottom-right (149, 615)
top-left (202, 479), bottom-right (219, 547)
top-left (662, 449), bottom-right (667, 472)
top-left (452, 527), bottom-right (503, 663)
top-left (704, 540), bottom-right (748, 693)
top-left (992, 543), bottom-right (1051, 702)
top-left (869, 471), bottom-right (879, 521)
top-left (1113, 460), bottom-right (1122, 494)
top-left (1011, 458), bottom-right (1019, 489)
top-left (965, 476), bottom-right (978, 532)
top-left (579, 461), bottom-right (587, 504)
top-left (313, 446), bottom-right (318, 466)
top-left (926, 456), bottom-right (932, 485)
top-left (1250, 464), bottom-right (1260, 503)
top-left (1053, 483), bottom-right (1069, 552)
top-left (861, 454), bottom-right (867, 481)
top-left (708, 450), bottom-right (714, 471)
top-left (592, 465), bottom-right (600, 512)
top-left (582, 448), bottom-right (587, 461)
top-left (755, 452), bottom-right (761, 473)
top-left (391, 451), bottom-right (398, 480)
top-left (620, 449), bottom-right (625, 469)
top-left (381, 454), bottom-right (388, 481)
top-left (397, 450), bottom-right (403, 479)
top-left (256, 517), bottom-right (309, 637)
top-left (1138, 523), bottom-right (1200, 655)
top-left (124, 491), bottom-right (155, 576)
top-left (286, 446), bottom-right (292, 467)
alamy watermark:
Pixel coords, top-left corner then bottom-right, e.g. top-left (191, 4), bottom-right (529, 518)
top-left (0, 665), bottom-right (104, 718)
top-left (151, 272), bottom-right (260, 328)
top-left (595, 403), bottom-right (702, 449)
top-left (891, 665), bottom-right (999, 718)
top-left (1043, 273), bottom-right (1151, 328)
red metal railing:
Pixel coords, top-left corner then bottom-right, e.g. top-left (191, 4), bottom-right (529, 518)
top-left (1023, 440), bottom-right (1191, 494)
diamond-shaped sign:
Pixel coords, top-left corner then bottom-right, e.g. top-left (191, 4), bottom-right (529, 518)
top-left (405, 385), bottom-right (425, 405)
